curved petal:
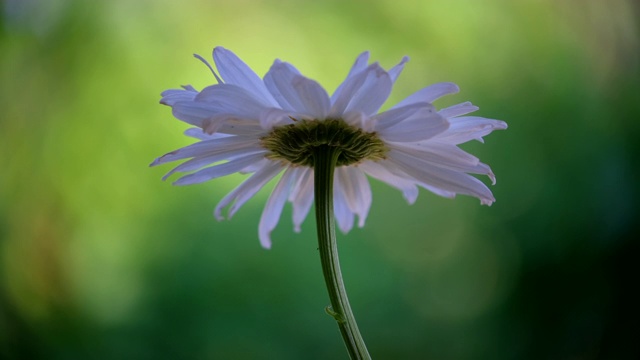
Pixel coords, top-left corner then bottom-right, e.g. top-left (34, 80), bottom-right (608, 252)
top-left (433, 116), bottom-right (508, 144)
top-left (288, 168), bottom-right (315, 232)
top-left (392, 82), bottom-right (460, 109)
top-left (329, 63), bottom-right (392, 117)
top-left (259, 167), bottom-right (299, 248)
top-left (214, 160), bottom-right (284, 220)
top-left (387, 56), bottom-right (409, 84)
top-left (359, 161), bottom-right (419, 204)
top-left (161, 146), bottom-right (264, 181)
top-left (335, 166), bottom-right (372, 228)
top-left (263, 60), bottom-right (301, 110)
top-left (378, 108), bottom-right (449, 142)
top-left (150, 135), bottom-right (261, 166)
top-left (160, 87), bottom-right (198, 106)
top-left (372, 102), bottom-right (435, 131)
top-left (331, 51), bottom-right (370, 104)
top-left (183, 128), bottom-right (231, 140)
top-left (438, 102), bottom-right (479, 118)
top-left (173, 152), bottom-right (266, 186)
top-left (212, 47), bottom-right (278, 107)
top-left (389, 143), bottom-right (495, 184)
top-left (196, 83), bottom-right (271, 118)
top-left (388, 149), bottom-right (495, 205)
top-left (264, 61), bottom-right (330, 118)
top-left (333, 183), bottom-right (355, 234)
top-left (344, 64), bottom-right (392, 115)
top-left (292, 75), bottom-right (331, 119)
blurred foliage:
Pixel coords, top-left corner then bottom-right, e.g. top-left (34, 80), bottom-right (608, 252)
top-left (1, 0), bottom-right (639, 359)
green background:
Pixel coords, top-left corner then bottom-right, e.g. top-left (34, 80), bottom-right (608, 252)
top-left (1, 0), bottom-right (639, 359)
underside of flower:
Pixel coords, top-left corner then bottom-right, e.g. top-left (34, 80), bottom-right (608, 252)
top-left (261, 118), bottom-right (388, 167)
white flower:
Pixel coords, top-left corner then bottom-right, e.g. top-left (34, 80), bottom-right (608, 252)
top-left (153, 47), bottom-right (507, 248)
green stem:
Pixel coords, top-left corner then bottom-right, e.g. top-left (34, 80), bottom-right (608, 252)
top-left (313, 145), bottom-right (371, 360)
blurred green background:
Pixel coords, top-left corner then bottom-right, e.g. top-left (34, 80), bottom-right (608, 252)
top-left (1, 0), bottom-right (639, 359)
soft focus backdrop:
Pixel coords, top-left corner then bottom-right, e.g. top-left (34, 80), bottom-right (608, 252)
top-left (1, 0), bottom-right (639, 359)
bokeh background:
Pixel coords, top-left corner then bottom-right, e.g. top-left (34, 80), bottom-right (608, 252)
top-left (1, 0), bottom-right (639, 359)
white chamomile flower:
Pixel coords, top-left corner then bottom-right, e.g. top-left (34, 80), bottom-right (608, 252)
top-left (153, 47), bottom-right (507, 248)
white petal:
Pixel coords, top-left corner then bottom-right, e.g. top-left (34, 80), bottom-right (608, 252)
top-left (288, 168), bottom-right (314, 232)
top-left (344, 64), bottom-right (392, 115)
top-left (259, 108), bottom-right (295, 130)
top-left (335, 166), bottom-right (372, 228)
top-left (184, 128), bottom-right (231, 140)
top-left (173, 152), bottom-right (266, 186)
top-left (433, 116), bottom-right (508, 144)
top-left (392, 82), bottom-right (460, 109)
top-left (292, 75), bottom-right (331, 119)
top-left (160, 87), bottom-right (198, 106)
top-left (264, 61), bottom-right (330, 119)
top-left (161, 146), bottom-right (265, 181)
top-left (331, 51), bottom-right (370, 104)
top-left (214, 160), bottom-right (283, 220)
top-left (195, 84), bottom-right (271, 118)
top-left (373, 102), bottom-right (435, 131)
top-left (151, 135), bottom-right (261, 166)
top-left (387, 56), bottom-right (409, 83)
top-left (333, 183), bottom-right (355, 234)
top-left (342, 111), bottom-right (368, 130)
top-left (389, 143), bottom-right (495, 183)
top-left (359, 161), bottom-right (419, 204)
top-left (212, 47), bottom-right (278, 107)
top-left (438, 102), bottom-right (479, 118)
top-left (378, 107), bottom-right (449, 142)
top-left (263, 60), bottom-right (301, 110)
top-left (259, 167), bottom-right (299, 248)
top-left (389, 149), bottom-right (495, 205)
top-left (330, 63), bottom-right (392, 117)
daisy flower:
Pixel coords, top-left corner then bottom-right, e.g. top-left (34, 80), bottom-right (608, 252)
top-left (152, 47), bottom-right (507, 249)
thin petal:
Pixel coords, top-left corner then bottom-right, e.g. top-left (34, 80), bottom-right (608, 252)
top-left (259, 108), bottom-right (295, 130)
top-left (387, 56), bottom-right (409, 83)
top-left (389, 143), bottom-right (495, 183)
top-left (212, 47), bottom-right (278, 106)
top-left (292, 75), bottom-right (331, 119)
top-left (438, 102), bottom-right (479, 118)
top-left (343, 64), bottom-right (392, 115)
top-left (330, 63), bottom-right (392, 116)
top-left (378, 108), bottom-right (449, 142)
top-left (173, 153), bottom-right (266, 186)
top-left (288, 168), bottom-right (314, 232)
top-left (184, 128), bottom-right (231, 140)
top-left (161, 146), bottom-right (265, 181)
top-left (259, 167), bottom-right (299, 248)
top-left (264, 61), bottom-right (330, 118)
top-left (359, 161), bottom-right (419, 204)
top-left (335, 166), bottom-right (372, 228)
top-left (160, 87), bottom-right (198, 106)
top-left (392, 82), bottom-right (460, 109)
top-left (151, 135), bottom-right (261, 166)
top-left (331, 51), bottom-right (370, 104)
top-left (196, 84), bottom-right (270, 118)
top-left (389, 149), bottom-right (495, 205)
top-left (333, 183), bottom-right (355, 233)
top-left (214, 160), bottom-right (283, 220)
top-left (263, 60), bottom-right (301, 110)
top-left (373, 102), bottom-right (436, 131)
top-left (433, 116), bottom-right (508, 144)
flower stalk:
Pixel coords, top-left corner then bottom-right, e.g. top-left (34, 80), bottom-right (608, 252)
top-left (313, 145), bottom-right (371, 360)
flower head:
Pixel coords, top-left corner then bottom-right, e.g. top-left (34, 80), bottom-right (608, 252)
top-left (153, 47), bottom-right (507, 248)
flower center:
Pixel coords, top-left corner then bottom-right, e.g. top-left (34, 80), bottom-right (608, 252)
top-left (261, 118), bottom-right (388, 167)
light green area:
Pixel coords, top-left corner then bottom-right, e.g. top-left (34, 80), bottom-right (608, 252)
top-left (1, 0), bottom-right (638, 359)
